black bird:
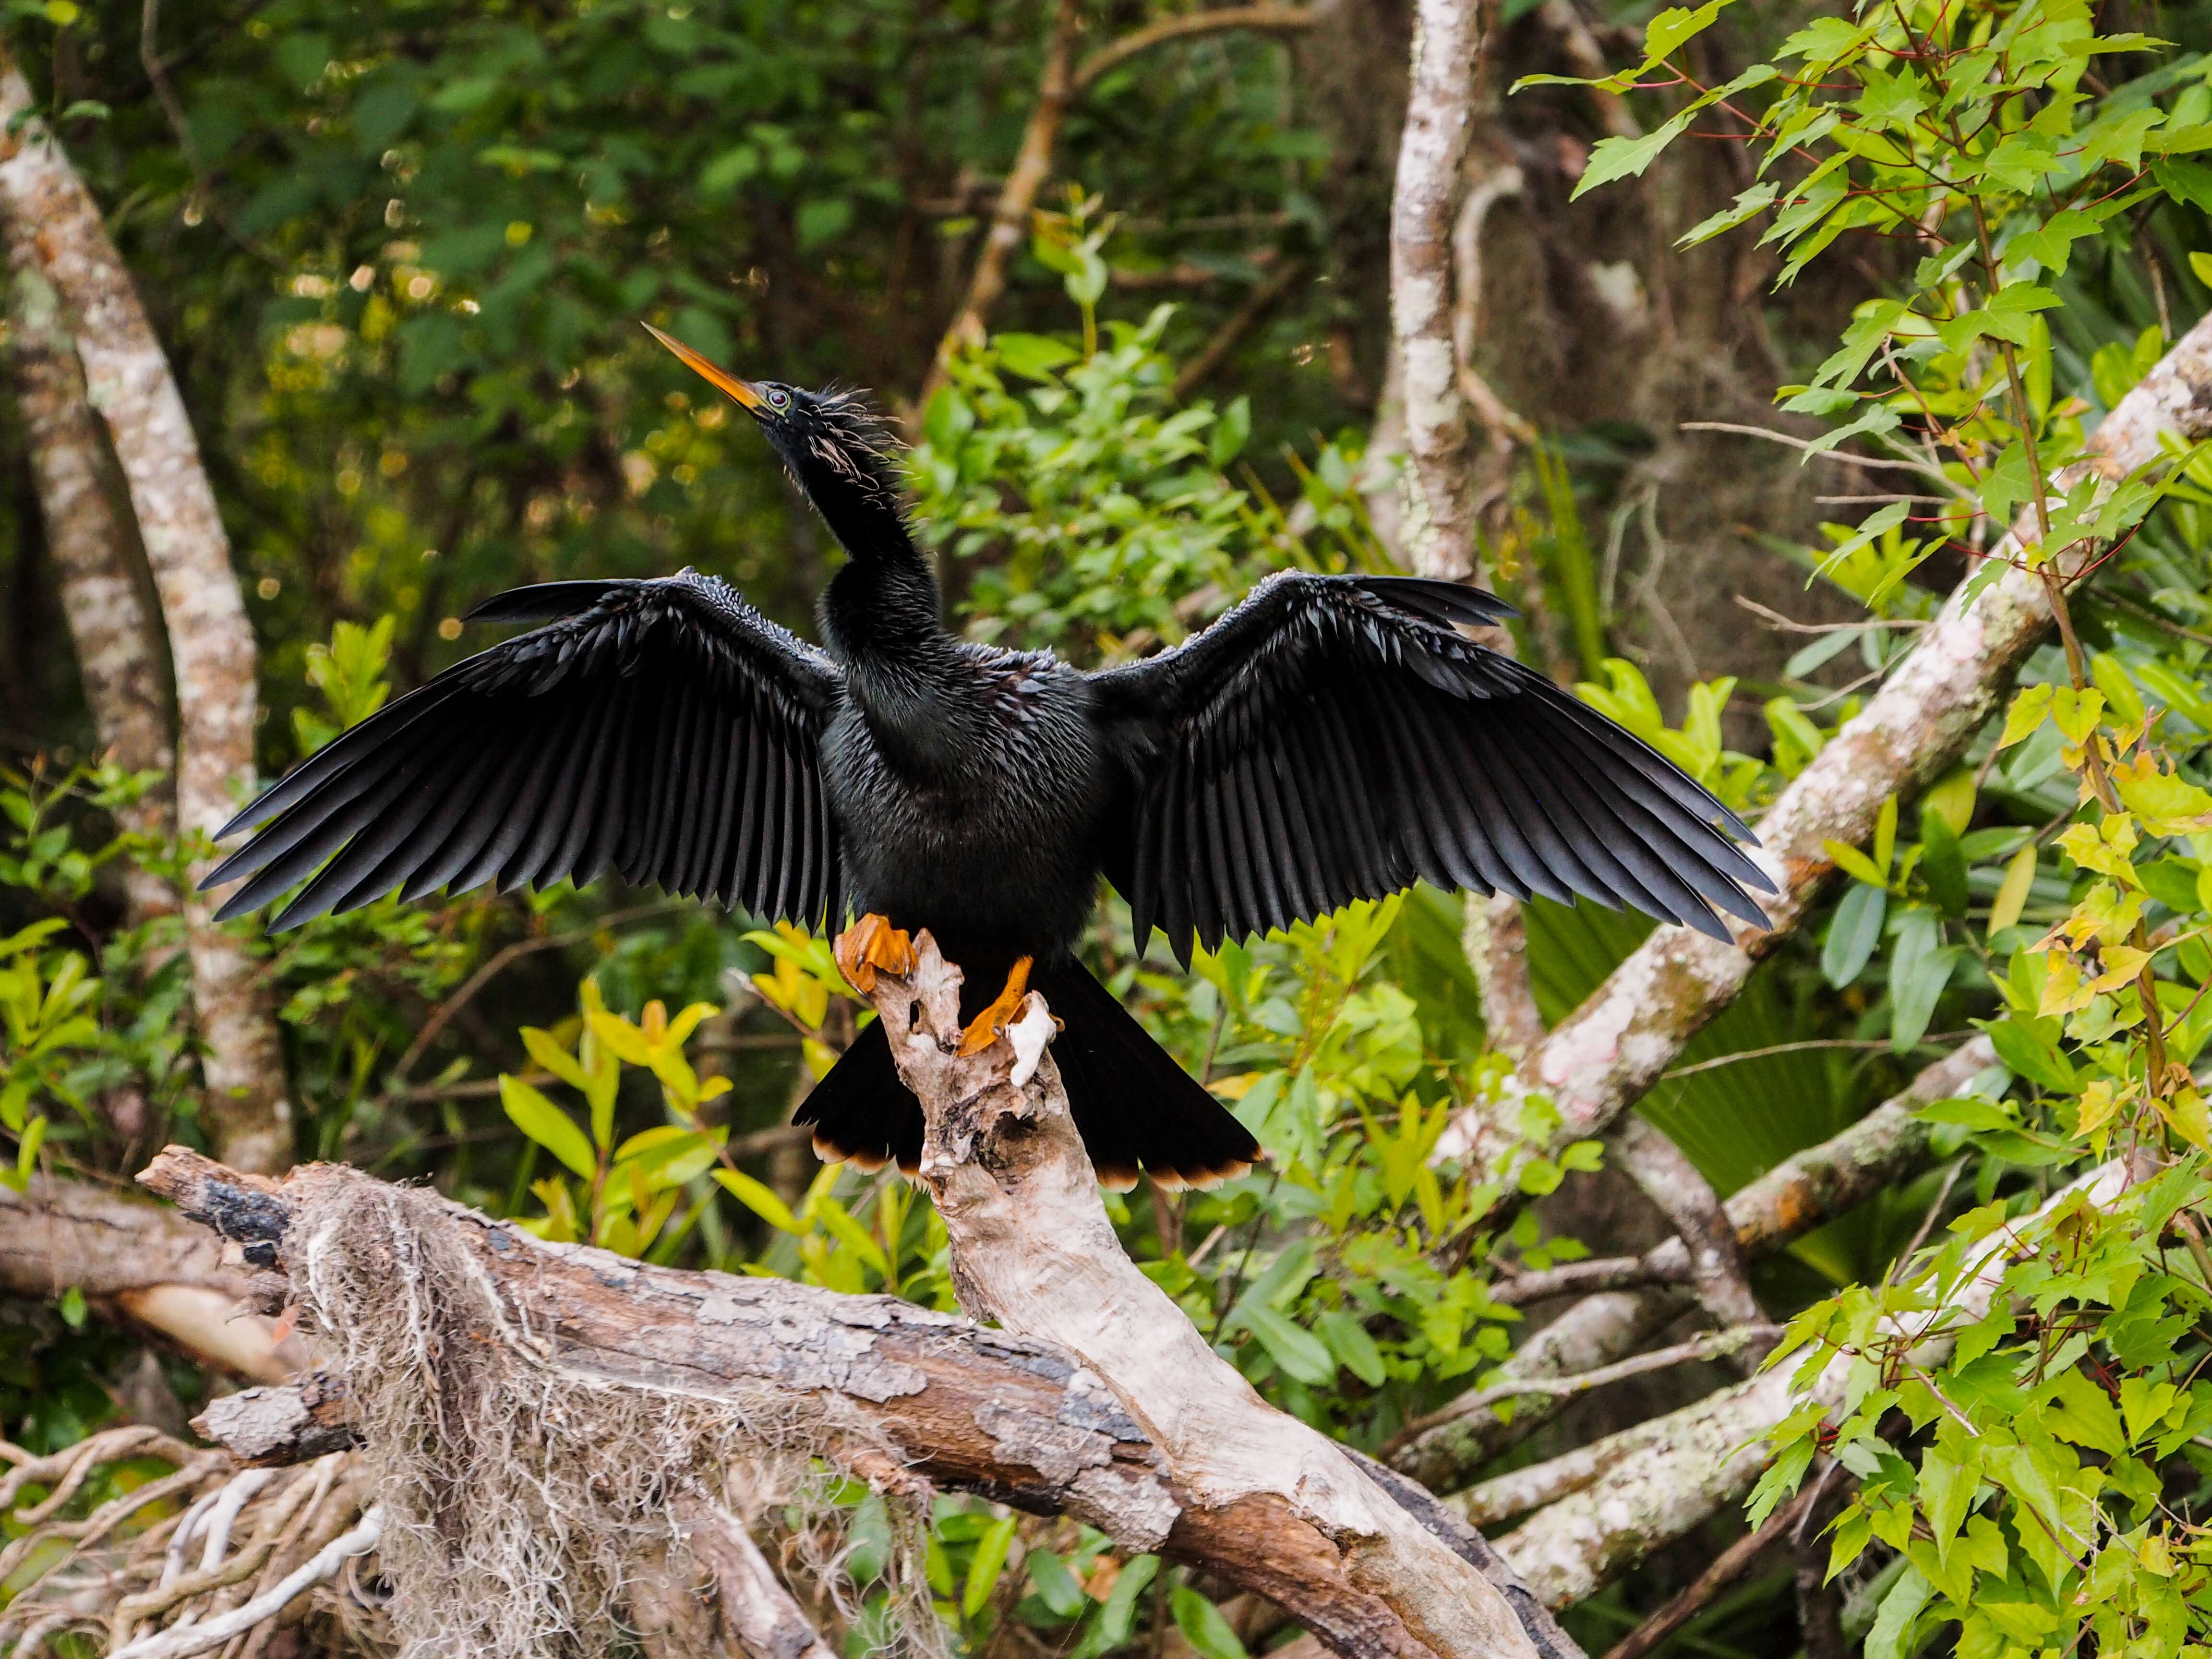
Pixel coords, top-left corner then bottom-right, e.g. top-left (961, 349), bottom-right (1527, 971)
top-left (203, 326), bottom-right (1775, 1189)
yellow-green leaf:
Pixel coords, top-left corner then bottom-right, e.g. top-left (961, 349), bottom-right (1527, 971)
top-left (500, 1076), bottom-right (596, 1178)
top-left (713, 1166), bottom-right (804, 1233)
top-left (1989, 843), bottom-right (2039, 934)
top-left (1999, 683), bottom-right (2055, 748)
top-left (1824, 839), bottom-right (1890, 890)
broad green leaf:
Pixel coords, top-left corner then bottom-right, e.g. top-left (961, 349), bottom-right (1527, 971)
top-left (1240, 1303), bottom-right (1340, 1387)
top-left (1823, 881), bottom-right (1887, 986)
top-left (1026, 1550), bottom-right (1088, 1620)
top-left (1170, 1587), bottom-right (1250, 1659)
top-left (1316, 1309), bottom-right (1388, 1387)
top-left (713, 1167), bottom-right (804, 1233)
top-left (500, 1076), bottom-right (596, 1179)
top-left (962, 1512), bottom-right (1018, 1618)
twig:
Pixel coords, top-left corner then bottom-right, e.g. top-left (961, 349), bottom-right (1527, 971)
top-left (1385, 1324), bottom-right (1780, 1451)
top-left (1661, 1034), bottom-right (1972, 1079)
top-left (1595, 1481), bottom-right (1822, 1659)
top-left (1677, 421), bottom-right (1954, 481)
top-left (1490, 1254), bottom-right (1687, 1306)
top-left (385, 901), bottom-right (691, 1090)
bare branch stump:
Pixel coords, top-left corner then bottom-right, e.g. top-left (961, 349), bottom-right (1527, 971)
top-left (845, 927), bottom-right (1539, 1659)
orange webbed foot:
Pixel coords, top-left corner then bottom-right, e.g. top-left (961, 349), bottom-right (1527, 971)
top-left (836, 914), bottom-right (916, 994)
top-left (956, 955), bottom-right (1034, 1057)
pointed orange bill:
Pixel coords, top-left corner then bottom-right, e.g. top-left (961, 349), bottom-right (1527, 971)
top-left (641, 322), bottom-right (769, 414)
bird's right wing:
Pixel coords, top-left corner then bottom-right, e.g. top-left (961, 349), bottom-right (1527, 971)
top-left (204, 571), bottom-right (844, 930)
top-left (1088, 572), bottom-right (1773, 961)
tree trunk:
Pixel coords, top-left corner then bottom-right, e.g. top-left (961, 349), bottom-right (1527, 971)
top-left (0, 53), bottom-right (291, 1172)
top-left (5, 256), bottom-right (176, 927)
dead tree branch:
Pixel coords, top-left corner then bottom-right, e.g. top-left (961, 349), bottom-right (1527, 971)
top-left (135, 1137), bottom-right (1568, 1659)
top-left (842, 926), bottom-right (1539, 1659)
top-left (0, 1175), bottom-right (303, 1382)
top-left (1434, 307), bottom-right (2212, 1197)
top-left (0, 51), bottom-right (291, 1172)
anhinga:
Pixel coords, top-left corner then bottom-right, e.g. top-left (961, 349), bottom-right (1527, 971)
top-left (204, 325), bottom-right (1775, 1189)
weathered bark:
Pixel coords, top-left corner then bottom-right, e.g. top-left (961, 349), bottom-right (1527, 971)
top-left (0, 54), bottom-right (291, 1173)
top-left (1396, 1035), bottom-right (1994, 1489)
top-left (138, 1144), bottom-right (1563, 1659)
top-left (1434, 305), bottom-right (2212, 1194)
top-left (1486, 1159), bottom-right (2130, 1609)
top-left (0, 1175), bottom-right (303, 1382)
top-left (842, 930), bottom-right (1539, 1659)
top-left (5, 260), bottom-right (174, 926)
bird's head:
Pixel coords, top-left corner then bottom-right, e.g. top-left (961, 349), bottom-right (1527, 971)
top-left (642, 323), bottom-right (905, 540)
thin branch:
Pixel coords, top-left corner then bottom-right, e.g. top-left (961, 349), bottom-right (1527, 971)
top-left (1174, 256), bottom-right (1310, 399)
top-left (386, 901), bottom-right (692, 1091)
top-left (1677, 420), bottom-right (1955, 480)
top-left (1072, 5), bottom-right (1316, 91)
top-left (1490, 1254), bottom-right (1686, 1306)
top-left (102, 1504), bottom-right (384, 1659)
top-left (1595, 1481), bottom-right (1823, 1659)
top-left (1661, 1033), bottom-right (1972, 1079)
top-left (1387, 1325), bottom-right (1779, 1451)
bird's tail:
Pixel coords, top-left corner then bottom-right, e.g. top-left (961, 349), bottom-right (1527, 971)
top-left (794, 957), bottom-right (1260, 1190)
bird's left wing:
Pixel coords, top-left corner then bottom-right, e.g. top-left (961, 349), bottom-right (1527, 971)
top-left (1088, 572), bottom-right (1773, 962)
top-left (203, 571), bottom-right (844, 929)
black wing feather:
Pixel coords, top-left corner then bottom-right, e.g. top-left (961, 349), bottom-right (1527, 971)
top-left (204, 571), bottom-right (843, 930)
top-left (1090, 572), bottom-right (1772, 962)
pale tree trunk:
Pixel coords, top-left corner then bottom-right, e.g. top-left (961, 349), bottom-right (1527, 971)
top-left (1389, 0), bottom-right (1483, 583)
top-left (6, 257), bottom-right (175, 928)
top-left (0, 55), bottom-right (291, 1172)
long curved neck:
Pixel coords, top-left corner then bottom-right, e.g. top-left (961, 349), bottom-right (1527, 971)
top-left (817, 496), bottom-right (946, 664)
top-left (813, 482), bottom-right (974, 777)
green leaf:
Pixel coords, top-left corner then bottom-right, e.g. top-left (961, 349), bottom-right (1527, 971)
top-left (1095, 1555), bottom-right (1158, 1648)
top-left (1239, 1303), bottom-right (1340, 1387)
top-left (1316, 1309), bottom-right (1388, 1387)
top-left (1919, 802), bottom-right (1968, 918)
top-left (1889, 909), bottom-right (1960, 1051)
top-left (1170, 1587), bottom-right (1250, 1659)
top-left (1824, 839), bottom-right (1889, 890)
top-left (1823, 881), bottom-right (1887, 986)
top-left (1027, 1550), bottom-right (1088, 1620)
top-left (995, 333), bottom-right (1081, 380)
top-left (713, 1167), bottom-right (804, 1234)
top-left (499, 1076), bottom-right (596, 1179)
top-left (1643, 2), bottom-right (1722, 62)
top-left (962, 1511), bottom-right (1018, 1618)
top-left (1572, 107), bottom-right (1700, 200)
top-left (1865, 1565), bottom-right (1933, 1659)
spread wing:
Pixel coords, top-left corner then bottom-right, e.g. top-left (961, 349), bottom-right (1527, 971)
top-left (204, 571), bottom-right (844, 930)
top-left (1088, 572), bottom-right (1773, 962)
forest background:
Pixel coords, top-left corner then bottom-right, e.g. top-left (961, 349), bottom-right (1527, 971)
top-left (12, 2), bottom-right (2212, 1658)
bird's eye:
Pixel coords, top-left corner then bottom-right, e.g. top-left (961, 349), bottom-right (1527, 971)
top-left (769, 388), bottom-right (790, 408)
